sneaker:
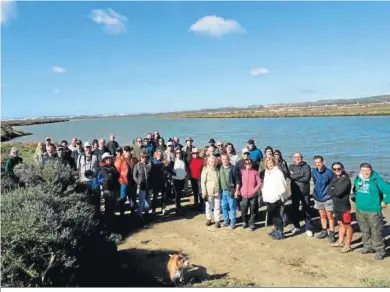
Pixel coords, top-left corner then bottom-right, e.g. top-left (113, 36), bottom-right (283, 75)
top-left (306, 230), bottom-right (314, 237)
top-left (205, 220), bottom-right (212, 226)
top-left (268, 229), bottom-right (277, 237)
top-left (248, 225), bottom-right (255, 231)
top-left (316, 230), bottom-right (328, 239)
top-left (375, 253), bottom-right (386, 260)
top-left (328, 231), bottom-right (336, 243)
top-left (215, 222), bottom-right (220, 228)
top-left (242, 223), bottom-right (248, 229)
top-left (228, 224), bottom-right (236, 230)
top-left (162, 208), bottom-right (166, 215)
top-left (221, 222), bottom-right (229, 228)
top-left (359, 248), bottom-right (375, 254)
top-left (272, 230), bottom-right (285, 240)
top-left (290, 227), bottom-right (300, 235)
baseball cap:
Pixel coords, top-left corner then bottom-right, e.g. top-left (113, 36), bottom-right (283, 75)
top-left (84, 141), bottom-right (92, 148)
top-left (242, 147), bottom-right (250, 154)
top-left (186, 136), bottom-right (193, 142)
top-left (57, 145), bottom-right (65, 150)
top-left (247, 139), bottom-right (255, 144)
top-left (167, 141), bottom-right (173, 146)
top-left (101, 152), bottom-right (113, 161)
top-left (45, 137), bottom-right (51, 141)
top-left (208, 138), bottom-right (215, 144)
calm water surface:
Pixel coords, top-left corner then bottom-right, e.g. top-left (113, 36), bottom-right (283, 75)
top-left (14, 116), bottom-right (390, 178)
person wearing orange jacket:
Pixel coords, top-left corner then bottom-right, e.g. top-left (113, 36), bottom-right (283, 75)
top-left (115, 146), bottom-right (139, 216)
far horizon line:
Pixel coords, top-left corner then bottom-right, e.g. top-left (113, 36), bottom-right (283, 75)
top-left (2, 93), bottom-right (389, 121)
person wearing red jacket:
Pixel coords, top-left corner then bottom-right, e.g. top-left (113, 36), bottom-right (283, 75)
top-left (189, 148), bottom-right (204, 210)
top-left (115, 146), bottom-right (139, 217)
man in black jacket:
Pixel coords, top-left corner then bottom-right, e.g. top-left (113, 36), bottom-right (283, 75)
top-left (106, 135), bottom-right (120, 157)
top-left (289, 152), bottom-right (313, 237)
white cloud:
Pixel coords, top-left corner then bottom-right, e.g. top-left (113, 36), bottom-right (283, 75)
top-left (53, 89), bottom-right (60, 94)
top-left (190, 15), bottom-right (245, 38)
top-left (250, 67), bottom-right (270, 76)
top-left (90, 8), bottom-right (127, 34)
top-left (52, 66), bottom-right (66, 73)
top-left (1, 0), bottom-right (17, 25)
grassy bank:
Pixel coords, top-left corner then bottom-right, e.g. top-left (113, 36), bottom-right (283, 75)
top-left (1, 124), bottom-right (32, 142)
top-left (1, 142), bottom-right (36, 164)
top-left (159, 103), bottom-right (390, 119)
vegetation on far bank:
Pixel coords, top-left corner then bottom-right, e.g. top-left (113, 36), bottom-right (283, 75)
top-left (1, 124), bottom-right (32, 142)
top-left (158, 103), bottom-right (390, 119)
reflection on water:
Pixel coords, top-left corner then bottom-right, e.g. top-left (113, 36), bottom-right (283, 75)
top-left (14, 116), bottom-right (390, 178)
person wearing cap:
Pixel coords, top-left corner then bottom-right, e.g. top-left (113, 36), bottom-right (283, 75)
top-left (182, 137), bottom-right (195, 194)
top-left (133, 137), bottom-right (146, 160)
top-left (289, 152), bottom-right (313, 237)
top-left (163, 141), bottom-right (175, 163)
top-left (4, 147), bottom-right (23, 177)
top-left (78, 142), bottom-right (98, 182)
top-left (208, 138), bottom-right (216, 148)
top-left (353, 162), bottom-right (390, 260)
top-left (99, 152), bottom-right (120, 227)
top-left (133, 151), bottom-right (153, 220)
top-left (68, 137), bottom-right (78, 152)
top-left (235, 148), bottom-right (255, 170)
top-left (115, 146), bottom-right (139, 217)
top-left (219, 154), bottom-right (241, 230)
top-left (56, 145), bottom-right (74, 168)
top-left (93, 138), bottom-right (109, 167)
top-left (247, 139), bottom-right (263, 169)
top-left (106, 135), bottom-right (120, 157)
top-left (71, 140), bottom-right (84, 170)
top-left (189, 147), bottom-right (204, 210)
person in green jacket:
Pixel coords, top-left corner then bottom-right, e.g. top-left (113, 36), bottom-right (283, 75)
top-left (353, 162), bottom-right (390, 260)
top-left (4, 147), bottom-right (23, 177)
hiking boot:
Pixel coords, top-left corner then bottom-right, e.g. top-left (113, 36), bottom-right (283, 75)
top-left (248, 225), bottom-right (256, 231)
top-left (215, 222), bottom-right (220, 228)
top-left (205, 220), bottom-right (212, 226)
top-left (306, 230), bottom-right (314, 237)
top-left (272, 230), bottom-right (285, 240)
top-left (242, 223), bottom-right (248, 229)
top-left (290, 227), bottom-right (300, 235)
top-left (328, 231), bottom-right (336, 243)
top-left (360, 248), bottom-right (375, 254)
top-left (375, 253), bottom-right (386, 260)
top-left (268, 229), bottom-right (277, 237)
top-left (221, 222), bottom-right (229, 228)
top-left (316, 230), bottom-right (328, 239)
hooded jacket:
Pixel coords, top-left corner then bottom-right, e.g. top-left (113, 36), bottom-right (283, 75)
top-left (353, 171), bottom-right (390, 213)
top-left (289, 161), bottom-right (312, 195)
top-left (312, 166), bottom-right (334, 202)
top-left (329, 173), bottom-right (352, 213)
top-left (262, 167), bottom-right (289, 203)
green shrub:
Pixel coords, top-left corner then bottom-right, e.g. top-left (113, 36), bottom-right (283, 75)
top-left (0, 161), bottom-right (119, 287)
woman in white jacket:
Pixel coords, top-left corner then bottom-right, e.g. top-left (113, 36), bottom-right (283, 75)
top-left (201, 155), bottom-right (221, 228)
top-left (262, 156), bottom-right (289, 240)
top-left (172, 147), bottom-right (187, 215)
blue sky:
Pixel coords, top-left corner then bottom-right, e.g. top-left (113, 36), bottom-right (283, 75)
top-left (1, 1), bottom-right (390, 119)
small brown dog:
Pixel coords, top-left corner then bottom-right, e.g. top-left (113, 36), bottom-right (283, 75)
top-left (167, 253), bottom-right (189, 285)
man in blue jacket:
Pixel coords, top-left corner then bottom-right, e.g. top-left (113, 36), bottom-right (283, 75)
top-left (247, 139), bottom-right (263, 169)
top-left (312, 155), bottom-right (336, 242)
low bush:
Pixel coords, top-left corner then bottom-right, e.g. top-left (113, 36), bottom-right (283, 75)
top-left (1, 161), bottom-right (120, 287)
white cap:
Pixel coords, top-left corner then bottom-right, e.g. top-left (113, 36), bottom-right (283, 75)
top-left (101, 152), bottom-right (113, 161)
top-left (84, 141), bottom-right (92, 147)
top-left (45, 137), bottom-right (51, 141)
top-left (167, 141), bottom-right (173, 146)
top-left (242, 147), bottom-right (250, 153)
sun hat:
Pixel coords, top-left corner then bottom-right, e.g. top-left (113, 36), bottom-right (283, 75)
top-left (84, 141), bottom-right (92, 148)
top-left (242, 147), bottom-right (250, 154)
top-left (101, 152), bottom-right (113, 161)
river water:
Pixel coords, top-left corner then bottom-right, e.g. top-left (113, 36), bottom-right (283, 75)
top-left (13, 116), bottom-right (390, 178)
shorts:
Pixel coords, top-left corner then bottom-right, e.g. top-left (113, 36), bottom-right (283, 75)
top-left (334, 210), bottom-right (351, 224)
top-left (314, 199), bottom-right (334, 212)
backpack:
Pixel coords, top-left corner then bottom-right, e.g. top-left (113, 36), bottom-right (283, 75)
top-left (88, 170), bottom-right (104, 191)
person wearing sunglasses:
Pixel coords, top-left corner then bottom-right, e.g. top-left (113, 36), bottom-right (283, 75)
top-left (312, 155), bottom-right (336, 242)
top-left (328, 162), bottom-right (353, 253)
top-left (288, 152), bottom-right (313, 237)
top-left (353, 162), bottom-right (390, 260)
top-left (172, 148), bottom-right (187, 216)
top-left (235, 147), bottom-right (255, 170)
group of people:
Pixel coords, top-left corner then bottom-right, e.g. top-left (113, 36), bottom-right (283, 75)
top-left (4, 130), bottom-right (390, 261)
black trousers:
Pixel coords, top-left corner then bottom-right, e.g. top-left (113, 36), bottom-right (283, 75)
top-left (190, 178), bottom-right (204, 206)
top-left (173, 179), bottom-right (185, 210)
top-left (152, 183), bottom-right (167, 210)
top-left (240, 196), bottom-right (258, 226)
top-left (267, 200), bottom-right (283, 231)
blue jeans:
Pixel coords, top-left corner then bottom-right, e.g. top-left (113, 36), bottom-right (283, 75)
top-left (137, 190), bottom-right (150, 217)
top-left (221, 190), bottom-right (237, 225)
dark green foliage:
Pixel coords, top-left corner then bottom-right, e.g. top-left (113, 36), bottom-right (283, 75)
top-left (0, 161), bottom-right (118, 287)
